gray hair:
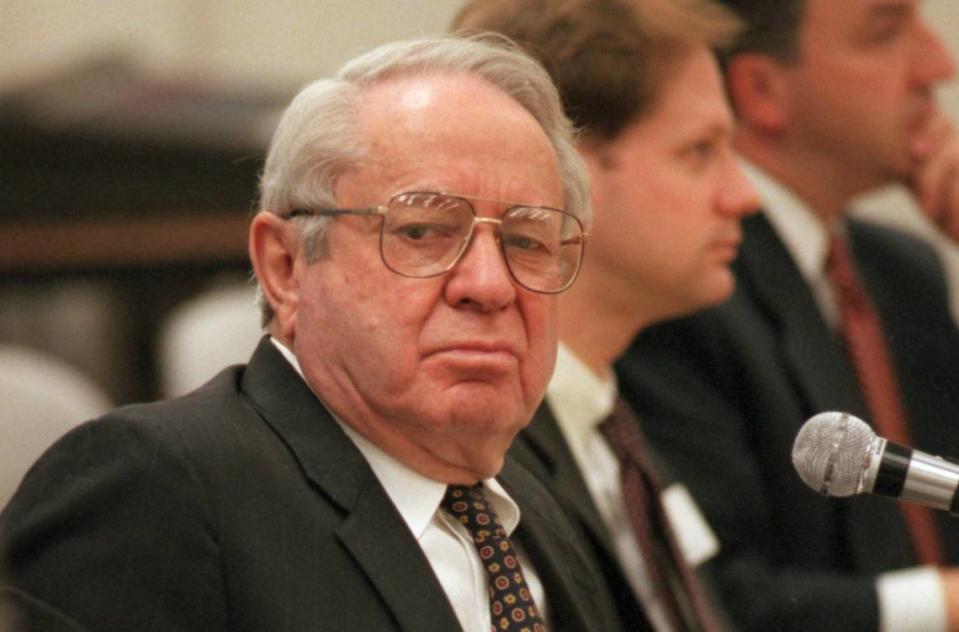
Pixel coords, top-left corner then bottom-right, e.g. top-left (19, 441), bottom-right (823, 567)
top-left (255, 35), bottom-right (590, 325)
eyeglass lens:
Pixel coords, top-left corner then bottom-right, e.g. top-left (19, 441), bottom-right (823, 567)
top-left (380, 192), bottom-right (582, 292)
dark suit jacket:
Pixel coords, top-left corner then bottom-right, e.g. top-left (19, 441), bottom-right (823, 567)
top-left (0, 587), bottom-right (89, 632)
top-left (509, 404), bottom-right (652, 632)
top-left (616, 213), bottom-right (959, 631)
top-left (0, 338), bottom-right (617, 632)
top-left (510, 402), bottom-right (726, 632)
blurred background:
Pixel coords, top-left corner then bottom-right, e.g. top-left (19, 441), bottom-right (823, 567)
top-left (1, 0), bottom-right (958, 411)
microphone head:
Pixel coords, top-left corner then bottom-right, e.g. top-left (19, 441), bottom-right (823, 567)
top-left (792, 411), bottom-right (876, 497)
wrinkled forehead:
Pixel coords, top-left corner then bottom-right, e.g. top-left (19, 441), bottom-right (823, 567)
top-left (354, 72), bottom-right (554, 163)
top-left (345, 72), bottom-right (564, 210)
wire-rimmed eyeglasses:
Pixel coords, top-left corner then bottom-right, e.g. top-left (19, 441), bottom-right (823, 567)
top-left (282, 191), bottom-right (587, 294)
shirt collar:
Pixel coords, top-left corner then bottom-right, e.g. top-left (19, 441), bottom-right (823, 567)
top-left (337, 427), bottom-right (522, 539)
top-left (545, 342), bottom-right (616, 456)
top-left (741, 159), bottom-right (831, 283)
top-left (268, 337), bottom-right (522, 538)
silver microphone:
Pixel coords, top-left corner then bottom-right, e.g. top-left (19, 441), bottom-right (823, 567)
top-left (792, 411), bottom-right (959, 513)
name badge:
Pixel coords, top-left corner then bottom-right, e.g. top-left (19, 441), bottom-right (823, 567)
top-left (662, 484), bottom-right (719, 566)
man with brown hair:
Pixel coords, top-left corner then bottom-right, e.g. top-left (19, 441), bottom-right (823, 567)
top-left (618, 0), bottom-right (959, 629)
top-left (454, 1), bottom-right (757, 629)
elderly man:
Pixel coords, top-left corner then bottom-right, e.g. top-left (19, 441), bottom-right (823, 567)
top-left (0, 37), bottom-right (617, 632)
top-left (618, 0), bottom-right (959, 630)
top-left (454, 1), bottom-right (757, 630)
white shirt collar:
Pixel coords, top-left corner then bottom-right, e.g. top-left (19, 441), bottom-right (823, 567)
top-left (741, 159), bottom-right (832, 284)
top-left (268, 337), bottom-right (521, 538)
top-left (545, 342), bottom-right (616, 456)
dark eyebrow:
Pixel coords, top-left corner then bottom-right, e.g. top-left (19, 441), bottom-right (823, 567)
top-left (681, 120), bottom-right (733, 146)
top-left (863, 0), bottom-right (912, 26)
top-left (852, 0), bottom-right (913, 42)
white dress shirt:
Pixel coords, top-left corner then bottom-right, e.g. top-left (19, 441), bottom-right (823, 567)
top-left (269, 338), bottom-right (546, 632)
top-left (742, 161), bottom-right (947, 632)
top-left (545, 343), bottom-right (718, 632)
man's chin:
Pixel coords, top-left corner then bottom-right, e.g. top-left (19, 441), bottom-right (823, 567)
top-left (442, 381), bottom-right (525, 415)
top-left (686, 272), bottom-right (736, 312)
top-left (435, 435), bottom-right (512, 483)
top-left (466, 453), bottom-right (507, 481)
top-left (449, 407), bottom-right (526, 438)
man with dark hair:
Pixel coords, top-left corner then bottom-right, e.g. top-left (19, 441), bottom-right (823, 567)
top-left (618, 0), bottom-right (959, 630)
top-left (454, 1), bottom-right (757, 629)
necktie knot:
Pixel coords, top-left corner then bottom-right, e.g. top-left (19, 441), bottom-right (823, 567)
top-left (827, 233), bottom-right (869, 307)
top-left (599, 397), bottom-right (649, 470)
top-left (442, 484), bottom-right (508, 544)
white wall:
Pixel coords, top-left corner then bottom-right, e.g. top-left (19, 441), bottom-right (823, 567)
top-left (0, 0), bottom-right (462, 93)
top-left (926, 0), bottom-right (959, 119)
top-left (2, 1), bottom-right (955, 92)
top-left (4, 0), bottom-right (959, 313)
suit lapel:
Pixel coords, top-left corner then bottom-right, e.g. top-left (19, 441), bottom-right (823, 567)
top-left (737, 215), bottom-right (866, 417)
top-left (498, 459), bottom-right (602, 632)
top-left (335, 481), bottom-right (462, 631)
top-left (515, 405), bottom-right (656, 631)
top-left (737, 216), bottom-right (916, 570)
top-left (519, 405), bottom-right (616, 554)
top-left (240, 339), bottom-right (460, 631)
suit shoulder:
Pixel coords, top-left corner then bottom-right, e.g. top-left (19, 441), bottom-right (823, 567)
top-left (112, 365), bottom-right (247, 428)
top-left (849, 218), bottom-right (952, 315)
top-left (3, 364), bottom-right (261, 525)
top-left (849, 216), bottom-right (934, 248)
top-left (848, 218), bottom-right (943, 275)
top-left (74, 365), bottom-right (262, 463)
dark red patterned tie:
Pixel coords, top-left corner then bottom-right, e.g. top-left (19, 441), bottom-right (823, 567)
top-left (442, 484), bottom-right (547, 632)
top-left (600, 397), bottom-right (722, 632)
top-left (827, 232), bottom-right (943, 565)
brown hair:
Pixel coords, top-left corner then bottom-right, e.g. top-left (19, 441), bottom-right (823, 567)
top-left (452, 0), bottom-right (742, 141)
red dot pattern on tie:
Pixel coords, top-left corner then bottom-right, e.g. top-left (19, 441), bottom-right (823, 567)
top-left (442, 484), bottom-right (547, 632)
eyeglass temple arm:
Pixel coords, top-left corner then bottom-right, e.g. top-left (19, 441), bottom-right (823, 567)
top-left (561, 232), bottom-right (589, 246)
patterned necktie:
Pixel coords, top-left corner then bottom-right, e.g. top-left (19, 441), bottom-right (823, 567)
top-left (600, 397), bottom-right (722, 632)
top-left (826, 231), bottom-right (943, 565)
top-left (442, 484), bottom-right (547, 632)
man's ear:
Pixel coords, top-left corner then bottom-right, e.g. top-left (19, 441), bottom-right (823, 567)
top-left (249, 212), bottom-right (300, 341)
top-left (725, 53), bottom-right (791, 134)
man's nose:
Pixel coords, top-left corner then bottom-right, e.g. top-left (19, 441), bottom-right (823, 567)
top-left (443, 227), bottom-right (517, 311)
top-left (912, 21), bottom-right (956, 87)
top-left (718, 159), bottom-right (760, 218)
